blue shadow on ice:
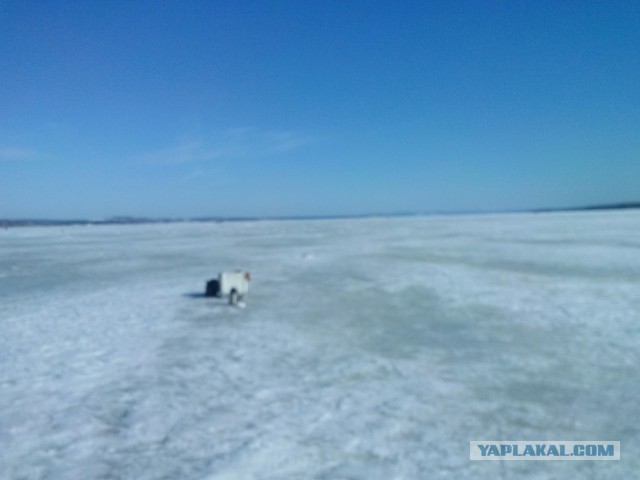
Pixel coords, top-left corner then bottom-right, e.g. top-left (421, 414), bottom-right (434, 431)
top-left (183, 292), bottom-right (207, 299)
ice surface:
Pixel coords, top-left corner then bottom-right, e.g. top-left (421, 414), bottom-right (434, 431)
top-left (1, 211), bottom-right (639, 479)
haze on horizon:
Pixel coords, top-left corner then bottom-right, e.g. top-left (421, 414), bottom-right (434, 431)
top-left (1, 1), bottom-right (638, 220)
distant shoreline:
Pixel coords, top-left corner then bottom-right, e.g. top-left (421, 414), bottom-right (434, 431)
top-left (2, 202), bottom-right (639, 228)
top-left (532, 201), bottom-right (640, 213)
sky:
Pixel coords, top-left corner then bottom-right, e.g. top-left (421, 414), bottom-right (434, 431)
top-left (1, 1), bottom-right (638, 220)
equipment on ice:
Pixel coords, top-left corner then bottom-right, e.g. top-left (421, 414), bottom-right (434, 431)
top-left (205, 271), bottom-right (251, 306)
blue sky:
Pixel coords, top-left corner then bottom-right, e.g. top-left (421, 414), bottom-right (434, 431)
top-left (1, 1), bottom-right (638, 219)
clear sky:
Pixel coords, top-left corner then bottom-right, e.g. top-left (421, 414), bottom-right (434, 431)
top-left (1, 1), bottom-right (638, 219)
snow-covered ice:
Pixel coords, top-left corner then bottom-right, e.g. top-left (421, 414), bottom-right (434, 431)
top-left (1, 210), bottom-right (639, 479)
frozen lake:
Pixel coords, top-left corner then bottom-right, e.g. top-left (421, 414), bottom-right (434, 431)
top-left (1, 211), bottom-right (639, 479)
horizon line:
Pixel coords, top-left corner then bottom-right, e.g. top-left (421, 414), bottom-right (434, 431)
top-left (2, 201), bottom-right (640, 228)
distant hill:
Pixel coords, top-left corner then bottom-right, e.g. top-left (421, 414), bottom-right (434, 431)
top-left (534, 202), bottom-right (640, 213)
top-left (579, 202), bottom-right (640, 211)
